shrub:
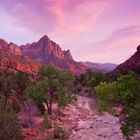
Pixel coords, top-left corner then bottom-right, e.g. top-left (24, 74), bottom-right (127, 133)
top-left (0, 96), bottom-right (22, 140)
top-left (53, 123), bottom-right (68, 140)
top-left (19, 100), bottom-right (39, 128)
top-left (12, 99), bottom-right (21, 113)
top-left (40, 112), bottom-right (52, 131)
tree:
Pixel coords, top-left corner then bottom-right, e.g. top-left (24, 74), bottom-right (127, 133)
top-left (0, 71), bottom-right (30, 99)
top-left (95, 71), bottom-right (140, 139)
top-left (74, 69), bottom-right (107, 93)
top-left (16, 71), bottom-right (30, 93)
top-left (26, 65), bottom-right (75, 115)
top-left (0, 96), bottom-right (22, 140)
top-left (89, 72), bottom-right (107, 89)
top-left (0, 72), bottom-right (17, 98)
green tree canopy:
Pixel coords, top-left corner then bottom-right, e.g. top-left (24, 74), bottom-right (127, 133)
top-left (95, 71), bottom-right (140, 139)
top-left (74, 69), bottom-right (107, 93)
top-left (26, 65), bottom-right (75, 115)
top-left (0, 71), bottom-right (30, 99)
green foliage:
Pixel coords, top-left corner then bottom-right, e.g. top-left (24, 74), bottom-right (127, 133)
top-left (89, 72), bottom-right (107, 88)
top-left (95, 71), bottom-right (140, 139)
top-left (0, 71), bottom-right (30, 99)
top-left (26, 65), bottom-right (75, 115)
top-left (53, 123), bottom-right (68, 140)
top-left (0, 96), bottom-right (22, 140)
top-left (12, 99), bottom-right (21, 113)
top-left (0, 72), bottom-right (17, 98)
top-left (38, 124), bottom-right (68, 140)
top-left (26, 77), bottom-right (49, 111)
top-left (16, 71), bottom-right (30, 92)
top-left (74, 69), bottom-right (107, 93)
top-left (121, 109), bottom-right (140, 139)
top-left (40, 112), bottom-right (52, 131)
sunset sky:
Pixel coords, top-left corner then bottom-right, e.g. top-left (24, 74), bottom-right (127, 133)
top-left (0, 0), bottom-right (140, 64)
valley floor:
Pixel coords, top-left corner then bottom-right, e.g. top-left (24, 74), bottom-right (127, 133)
top-left (68, 96), bottom-right (124, 140)
top-left (23, 95), bottom-right (140, 140)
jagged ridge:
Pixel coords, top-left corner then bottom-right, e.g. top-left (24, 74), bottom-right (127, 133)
top-left (0, 36), bottom-right (87, 73)
top-left (20, 35), bottom-right (86, 73)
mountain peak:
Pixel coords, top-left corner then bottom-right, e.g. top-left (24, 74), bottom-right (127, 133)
top-left (0, 36), bottom-right (86, 73)
top-left (64, 49), bottom-right (73, 62)
top-left (20, 35), bottom-right (86, 73)
top-left (39, 35), bottom-right (50, 42)
top-left (0, 38), bottom-right (8, 49)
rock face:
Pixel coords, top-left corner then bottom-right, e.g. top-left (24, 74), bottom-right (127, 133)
top-left (109, 45), bottom-right (140, 78)
top-left (0, 36), bottom-right (87, 73)
top-left (20, 35), bottom-right (65, 62)
top-left (8, 42), bottom-right (21, 55)
top-left (0, 39), bottom-right (39, 73)
top-left (0, 39), bottom-right (21, 55)
top-left (0, 38), bottom-right (9, 50)
top-left (20, 35), bottom-right (86, 73)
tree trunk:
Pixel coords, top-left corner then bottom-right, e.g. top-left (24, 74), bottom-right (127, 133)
top-left (46, 101), bottom-right (52, 115)
top-left (48, 106), bottom-right (52, 115)
top-left (49, 102), bottom-right (52, 115)
top-left (38, 103), bottom-right (45, 114)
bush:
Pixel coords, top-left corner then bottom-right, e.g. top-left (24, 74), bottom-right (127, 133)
top-left (95, 71), bottom-right (140, 139)
top-left (0, 96), bottom-right (22, 140)
top-left (40, 112), bottom-right (52, 131)
top-left (19, 100), bottom-right (39, 128)
top-left (53, 123), bottom-right (68, 140)
top-left (12, 99), bottom-right (21, 113)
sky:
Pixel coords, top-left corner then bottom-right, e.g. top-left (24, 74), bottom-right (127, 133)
top-left (0, 0), bottom-right (140, 64)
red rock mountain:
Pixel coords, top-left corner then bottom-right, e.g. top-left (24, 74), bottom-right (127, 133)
top-left (20, 35), bottom-right (86, 73)
top-left (0, 39), bottom-right (39, 73)
top-left (0, 36), bottom-right (86, 73)
top-left (109, 45), bottom-right (140, 78)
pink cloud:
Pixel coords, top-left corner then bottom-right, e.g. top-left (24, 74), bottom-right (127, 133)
top-left (0, 0), bottom-right (140, 64)
top-left (83, 26), bottom-right (140, 64)
top-left (0, 0), bottom-right (109, 33)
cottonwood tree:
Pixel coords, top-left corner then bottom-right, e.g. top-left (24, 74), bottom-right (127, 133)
top-left (95, 71), bottom-right (140, 139)
top-left (26, 65), bottom-right (75, 115)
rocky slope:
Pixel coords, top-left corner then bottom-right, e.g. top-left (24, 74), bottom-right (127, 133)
top-left (0, 39), bottom-right (39, 73)
top-left (109, 45), bottom-right (140, 78)
top-left (20, 35), bottom-right (87, 73)
top-left (81, 61), bottom-right (117, 72)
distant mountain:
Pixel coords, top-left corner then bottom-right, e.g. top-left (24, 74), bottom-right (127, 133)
top-left (109, 45), bottom-right (140, 78)
top-left (0, 36), bottom-right (87, 73)
top-left (81, 61), bottom-right (117, 72)
top-left (20, 35), bottom-right (87, 73)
